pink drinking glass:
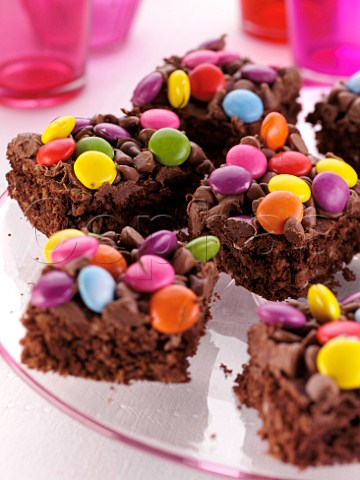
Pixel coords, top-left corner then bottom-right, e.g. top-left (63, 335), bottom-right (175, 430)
top-left (0, 0), bottom-right (92, 108)
top-left (286, 0), bottom-right (360, 81)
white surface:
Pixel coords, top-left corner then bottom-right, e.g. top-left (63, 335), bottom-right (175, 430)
top-left (0, 1), bottom-right (296, 479)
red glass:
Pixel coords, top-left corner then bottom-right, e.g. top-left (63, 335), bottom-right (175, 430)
top-left (240, 0), bottom-right (287, 43)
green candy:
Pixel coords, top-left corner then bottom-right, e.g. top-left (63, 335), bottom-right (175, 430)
top-left (74, 137), bottom-right (114, 160)
top-left (185, 236), bottom-right (220, 262)
top-left (148, 128), bottom-right (191, 166)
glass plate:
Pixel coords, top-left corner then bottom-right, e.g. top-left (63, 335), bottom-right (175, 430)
top-left (1, 89), bottom-right (360, 480)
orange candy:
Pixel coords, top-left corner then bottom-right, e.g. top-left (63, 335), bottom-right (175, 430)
top-left (89, 244), bottom-right (127, 278)
top-left (260, 112), bottom-right (289, 151)
top-left (150, 285), bottom-right (200, 334)
top-left (256, 191), bottom-right (303, 234)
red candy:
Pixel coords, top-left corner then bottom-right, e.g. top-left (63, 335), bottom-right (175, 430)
top-left (316, 321), bottom-right (360, 345)
top-left (260, 112), bottom-right (289, 151)
top-left (36, 138), bottom-right (76, 166)
top-left (189, 63), bottom-right (226, 101)
top-left (269, 151), bottom-right (312, 177)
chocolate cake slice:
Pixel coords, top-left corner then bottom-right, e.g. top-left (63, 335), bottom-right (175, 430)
top-left (20, 227), bottom-right (219, 383)
top-left (307, 72), bottom-right (360, 173)
top-left (187, 113), bottom-right (360, 300)
top-left (131, 36), bottom-right (302, 163)
top-left (6, 112), bottom-right (214, 238)
top-left (234, 285), bottom-right (360, 468)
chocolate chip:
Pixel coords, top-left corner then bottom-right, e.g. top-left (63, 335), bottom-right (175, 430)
top-left (116, 165), bottom-right (140, 182)
top-left (138, 128), bottom-right (156, 147)
top-left (305, 373), bottom-right (339, 401)
top-left (304, 345), bottom-right (320, 374)
top-left (133, 151), bottom-right (156, 173)
top-left (120, 141), bottom-right (142, 157)
top-left (288, 133), bottom-right (308, 154)
top-left (114, 149), bottom-right (133, 166)
top-left (189, 274), bottom-right (205, 297)
top-left (118, 115), bottom-right (140, 130)
top-left (240, 136), bottom-right (261, 148)
top-left (246, 182), bottom-right (265, 201)
top-left (252, 197), bottom-right (263, 215)
top-left (270, 329), bottom-right (302, 343)
top-left (172, 247), bottom-right (197, 275)
top-left (187, 142), bottom-right (207, 165)
top-left (120, 226), bottom-right (144, 248)
top-left (283, 217), bottom-right (305, 245)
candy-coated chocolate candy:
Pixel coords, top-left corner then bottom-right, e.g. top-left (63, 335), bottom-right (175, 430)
top-left (317, 337), bottom-right (360, 389)
top-left (257, 302), bottom-right (306, 328)
top-left (222, 89), bottom-right (264, 123)
top-left (312, 171), bottom-right (350, 213)
top-left (209, 165), bottom-right (252, 195)
top-left (185, 235), bottom-right (220, 262)
top-left (50, 235), bottom-right (99, 267)
top-left (150, 285), bottom-right (200, 334)
top-left (72, 117), bottom-right (92, 135)
top-left (132, 71), bottom-right (163, 107)
top-left (189, 63), bottom-right (226, 101)
top-left (226, 144), bottom-right (267, 179)
top-left (341, 290), bottom-right (360, 305)
top-left (355, 309), bottom-right (360, 322)
top-left (94, 123), bottom-right (131, 142)
top-left (90, 244), bottom-right (127, 278)
top-left (308, 284), bottom-right (340, 323)
top-left (268, 174), bottom-right (311, 203)
top-left (269, 151), bottom-right (312, 176)
top-left (181, 49), bottom-right (218, 68)
top-left (315, 158), bottom-right (358, 188)
top-left (124, 254), bottom-right (175, 292)
top-left (140, 109), bottom-right (180, 130)
top-left (74, 136), bottom-right (114, 160)
top-left (216, 50), bottom-right (241, 65)
top-left (74, 151), bottom-right (117, 189)
top-left (78, 265), bottom-right (116, 313)
top-left (44, 229), bottom-right (85, 263)
top-left (41, 116), bottom-right (76, 144)
top-left (346, 71), bottom-right (360, 94)
top-left (167, 70), bottom-right (191, 108)
top-left (31, 270), bottom-right (75, 308)
top-left (139, 230), bottom-right (178, 258)
top-left (256, 191), bottom-right (303, 235)
top-left (260, 112), bottom-right (289, 150)
top-left (148, 128), bottom-right (191, 166)
top-left (317, 320), bottom-right (360, 345)
top-left (36, 138), bottom-right (76, 166)
top-left (241, 64), bottom-right (278, 84)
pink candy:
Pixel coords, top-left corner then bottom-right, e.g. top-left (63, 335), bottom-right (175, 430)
top-left (182, 49), bottom-right (218, 68)
top-left (226, 144), bottom-right (268, 179)
top-left (124, 254), bottom-right (175, 292)
top-left (50, 236), bottom-right (99, 267)
top-left (216, 51), bottom-right (241, 65)
top-left (140, 109), bottom-right (181, 130)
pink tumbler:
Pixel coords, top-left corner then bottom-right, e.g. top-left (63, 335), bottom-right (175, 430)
top-left (287, 0), bottom-right (360, 81)
top-left (0, 0), bottom-right (91, 108)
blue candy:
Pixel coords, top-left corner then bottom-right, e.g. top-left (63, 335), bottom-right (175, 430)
top-left (355, 308), bottom-right (360, 323)
top-left (222, 89), bottom-right (264, 123)
top-left (346, 71), bottom-right (360, 94)
top-left (78, 265), bottom-right (116, 313)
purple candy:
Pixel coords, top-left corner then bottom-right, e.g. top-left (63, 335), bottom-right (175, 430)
top-left (226, 144), bottom-right (268, 179)
top-left (209, 165), bottom-right (252, 195)
top-left (257, 303), bottom-right (307, 328)
top-left (72, 117), bottom-right (92, 135)
top-left (94, 122), bottom-right (131, 142)
top-left (341, 290), bottom-right (360, 305)
top-left (50, 236), bottom-right (99, 267)
top-left (181, 49), bottom-right (218, 68)
top-left (124, 255), bottom-right (175, 293)
top-left (312, 171), bottom-right (350, 213)
top-left (31, 270), bottom-right (74, 308)
top-left (139, 230), bottom-right (178, 258)
top-left (216, 50), bottom-right (241, 65)
top-left (132, 71), bottom-right (163, 107)
top-left (241, 64), bottom-right (278, 84)
top-left (197, 38), bottom-right (223, 50)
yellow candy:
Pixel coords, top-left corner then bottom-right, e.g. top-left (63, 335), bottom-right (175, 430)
top-left (268, 174), bottom-right (311, 203)
top-left (74, 151), bottom-right (117, 190)
top-left (167, 70), bottom-right (191, 108)
top-left (308, 284), bottom-right (340, 323)
top-left (316, 158), bottom-right (358, 188)
top-left (41, 116), bottom-right (76, 144)
top-left (44, 229), bottom-right (85, 263)
top-left (317, 337), bottom-right (360, 389)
